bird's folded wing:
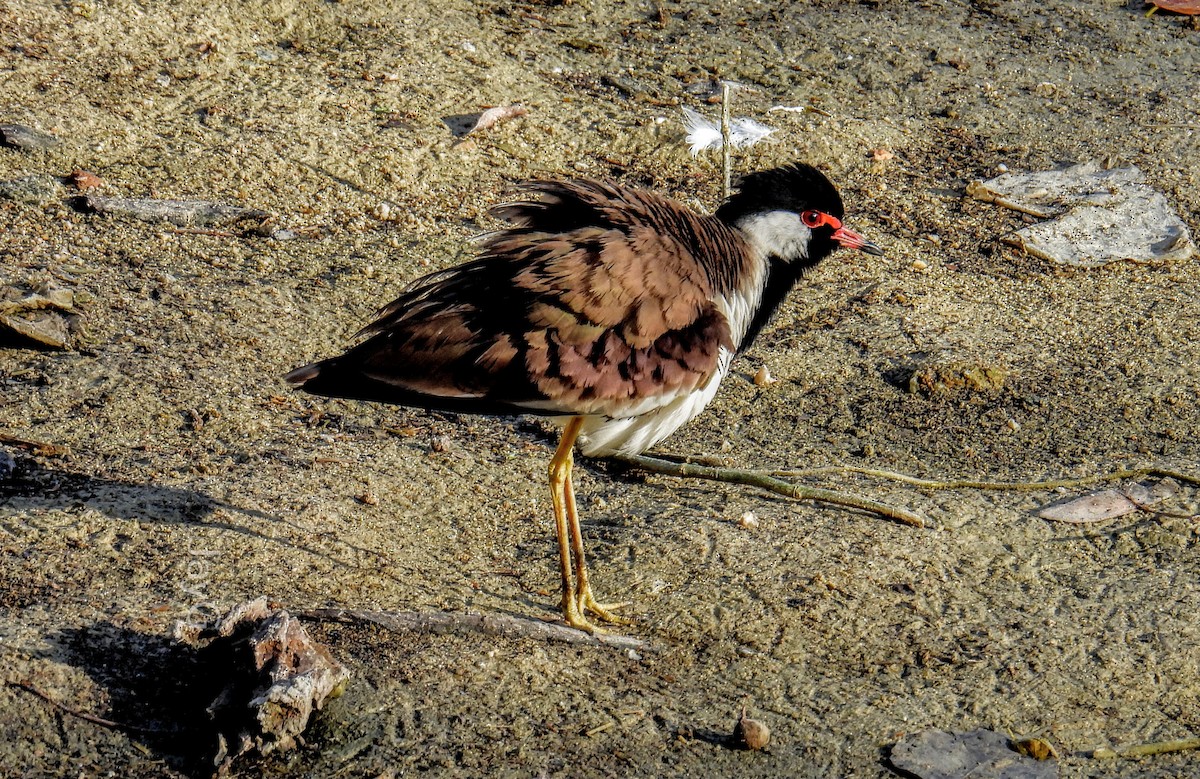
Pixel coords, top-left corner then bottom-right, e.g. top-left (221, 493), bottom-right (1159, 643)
top-left (348, 224), bottom-right (735, 417)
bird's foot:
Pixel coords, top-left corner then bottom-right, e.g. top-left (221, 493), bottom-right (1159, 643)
top-left (561, 594), bottom-right (605, 634)
top-left (578, 586), bottom-right (631, 626)
top-left (560, 589), bottom-right (630, 634)
top-left (578, 592), bottom-right (628, 624)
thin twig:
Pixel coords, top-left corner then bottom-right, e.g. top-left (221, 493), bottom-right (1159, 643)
top-left (0, 432), bottom-right (71, 457)
top-left (613, 454), bottom-right (927, 528)
top-left (6, 681), bottom-right (169, 734)
top-left (769, 465), bottom-right (1200, 491)
top-left (720, 81), bottom-right (732, 199)
top-left (1093, 736), bottom-right (1200, 759)
top-left (297, 608), bottom-right (648, 652)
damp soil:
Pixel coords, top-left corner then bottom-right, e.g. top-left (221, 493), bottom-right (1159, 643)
top-left (2, 1), bottom-right (1199, 777)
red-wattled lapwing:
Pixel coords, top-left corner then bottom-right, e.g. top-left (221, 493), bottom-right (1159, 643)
top-left (286, 163), bottom-right (883, 633)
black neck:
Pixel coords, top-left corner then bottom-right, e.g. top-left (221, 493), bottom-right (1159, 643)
top-left (737, 256), bottom-right (803, 355)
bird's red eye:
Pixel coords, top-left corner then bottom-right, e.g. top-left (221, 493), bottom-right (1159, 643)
top-left (801, 210), bottom-right (824, 228)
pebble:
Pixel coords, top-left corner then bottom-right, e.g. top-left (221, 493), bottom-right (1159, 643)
top-left (737, 511), bottom-right (759, 530)
top-left (734, 709), bottom-right (770, 750)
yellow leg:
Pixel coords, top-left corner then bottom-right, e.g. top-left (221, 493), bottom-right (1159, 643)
top-left (547, 416), bottom-right (626, 632)
top-left (564, 462), bottom-right (628, 625)
top-left (549, 417), bottom-right (584, 629)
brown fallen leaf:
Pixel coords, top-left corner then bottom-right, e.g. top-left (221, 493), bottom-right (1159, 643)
top-left (1034, 478), bottom-right (1179, 523)
top-left (1150, 0), bottom-right (1200, 14)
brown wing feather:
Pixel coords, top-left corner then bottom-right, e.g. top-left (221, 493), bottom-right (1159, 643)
top-left (290, 179), bottom-right (746, 418)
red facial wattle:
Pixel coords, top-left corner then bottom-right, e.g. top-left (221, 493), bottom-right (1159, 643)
top-left (801, 209), bottom-right (884, 256)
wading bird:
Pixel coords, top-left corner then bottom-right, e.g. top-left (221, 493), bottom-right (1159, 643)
top-left (286, 163), bottom-right (882, 633)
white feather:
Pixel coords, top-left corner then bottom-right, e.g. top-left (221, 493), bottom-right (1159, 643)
top-left (681, 108), bottom-right (776, 156)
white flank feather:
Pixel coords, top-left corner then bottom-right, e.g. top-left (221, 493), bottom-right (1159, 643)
top-left (681, 108), bottom-right (775, 156)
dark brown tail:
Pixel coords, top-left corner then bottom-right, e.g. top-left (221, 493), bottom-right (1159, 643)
top-left (283, 361), bottom-right (324, 385)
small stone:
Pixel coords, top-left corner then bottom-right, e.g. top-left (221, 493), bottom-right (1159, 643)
top-left (906, 359), bottom-right (1008, 397)
top-left (733, 708), bottom-right (770, 751)
top-left (0, 174), bottom-right (61, 205)
top-left (69, 169), bottom-right (104, 191)
top-left (753, 365), bottom-right (778, 386)
top-left (737, 511), bottom-right (759, 530)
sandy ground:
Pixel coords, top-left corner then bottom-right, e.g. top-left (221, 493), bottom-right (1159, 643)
top-left (2, 0), bottom-right (1199, 776)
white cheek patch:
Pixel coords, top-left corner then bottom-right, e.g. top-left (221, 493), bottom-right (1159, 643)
top-left (736, 210), bottom-right (812, 261)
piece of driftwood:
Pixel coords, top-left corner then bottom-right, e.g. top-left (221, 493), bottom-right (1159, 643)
top-left (175, 598), bottom-right (349, 769)
top-left (1093, 736), bottom-right (1200, 759)
top-left (70, 194), bottom-right (271, 227)
top-left (614, 453), bottom-right (927, 528)
top-left (6, 680), bottom-right (170, 734)
top-left (0, 123), bottom-right (60, 150)
top-left (299, 607), bottom-right (647, 652)
top-left (0, 282), bottom-right (78, 349)
top-left (0, 432), bottom-right (71, 457)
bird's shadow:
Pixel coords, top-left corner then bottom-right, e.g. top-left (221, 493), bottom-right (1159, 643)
top-left (0, 454), bottom-right (392, 571)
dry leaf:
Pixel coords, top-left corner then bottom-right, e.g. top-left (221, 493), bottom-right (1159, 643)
top-left (1014, 736), bottom-right (1059, 761)
top-left (1151, 0), bottom-right (1200, 14)
top-left (1034, 479), bottom-right (1179, 523)
top-left (467, 104), bottom-right (527, 135)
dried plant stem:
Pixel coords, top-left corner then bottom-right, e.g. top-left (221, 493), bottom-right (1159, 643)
top-left (720, 81), bottom-right (732, 199)
top-left (1093, 736), bottom-right (1200, 759)
top-left (6, 681), bottom-right (168, 734)
top-left (768, 465), bottom-right (1200, 491)
top-left (297, 608), bottom-right (647, 652)
top-left (612, 454), bottom-right (927, 528)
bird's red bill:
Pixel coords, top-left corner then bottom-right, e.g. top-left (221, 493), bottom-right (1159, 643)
top-left (832, 225), bottom-right (885, 256)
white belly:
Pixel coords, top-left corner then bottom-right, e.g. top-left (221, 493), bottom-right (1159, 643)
top-left (573, 257), bottom-right (767, 458)
top-left (574, 347), bottom-right (733, 457)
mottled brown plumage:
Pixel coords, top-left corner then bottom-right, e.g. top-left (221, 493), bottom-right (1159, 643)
top-left (291, 179), bottom-right (750, 422)
top-left (287, 163), bottom-right (882, 632)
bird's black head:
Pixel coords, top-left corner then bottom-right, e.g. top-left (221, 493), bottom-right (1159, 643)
top-left (715, 163), bottom-right (883, 266)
